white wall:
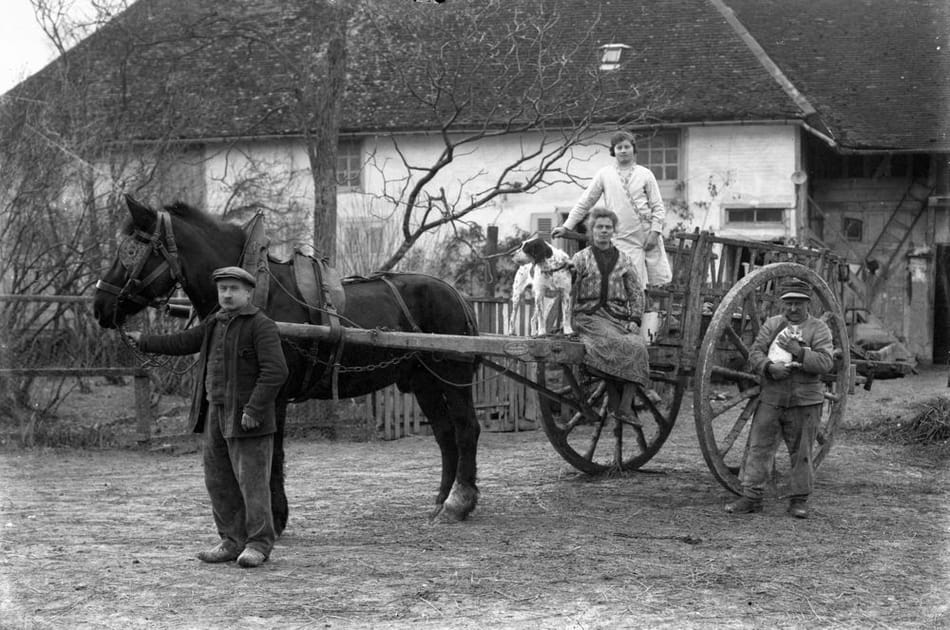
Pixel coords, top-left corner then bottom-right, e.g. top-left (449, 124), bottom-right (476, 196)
top-left (684, 124), bottom-right (800, 240)
top-left (195, 123), bottom-right (804, 266)
top-left (201, 139), bottom-right (315, 258)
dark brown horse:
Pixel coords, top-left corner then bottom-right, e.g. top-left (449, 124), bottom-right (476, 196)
top-left (93, 196), bottom-right (481, 532)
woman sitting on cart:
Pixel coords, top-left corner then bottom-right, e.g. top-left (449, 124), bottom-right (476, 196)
top-left (570, 207), bottom-right (650, 425)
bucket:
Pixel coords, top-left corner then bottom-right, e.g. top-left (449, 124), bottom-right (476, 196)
top-left (641, 311), bottom-right (660, 344)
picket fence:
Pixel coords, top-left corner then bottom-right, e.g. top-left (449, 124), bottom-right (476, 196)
top-left (372, 297), bottom-right (541, 439)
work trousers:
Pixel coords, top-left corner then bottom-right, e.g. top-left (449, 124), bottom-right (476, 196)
top-left (740, 402), bottom-right (821, 500)
top-left (203, 404), bottom-right (275, 556)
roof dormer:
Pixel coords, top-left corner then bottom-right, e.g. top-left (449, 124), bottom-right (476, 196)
top-left (599, 43), bottom-right (630, 71)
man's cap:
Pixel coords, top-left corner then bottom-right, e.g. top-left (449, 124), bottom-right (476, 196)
top-left (212, 266), bottom-right (256, 287)
top-left (779, 277), bottom-right (811, 300)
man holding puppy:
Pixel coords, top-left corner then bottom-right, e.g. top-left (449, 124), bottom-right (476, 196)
top-left (725, 278), bottom-right (834, 518)
top-left (127, 266), bottom-right (288, 567)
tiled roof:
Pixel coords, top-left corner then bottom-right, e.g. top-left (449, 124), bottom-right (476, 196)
top-left (5, 0), bottom-right (945, 151)
top-left (725, 0), bottom-right (950, 151)
top-left (3, 0), bottom-right (799, 141)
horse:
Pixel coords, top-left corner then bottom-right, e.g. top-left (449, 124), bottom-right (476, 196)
top-left (93, 195), bottom-right (482, 532)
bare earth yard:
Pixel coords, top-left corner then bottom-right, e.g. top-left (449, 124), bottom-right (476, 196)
top-left (0, 367), bottom-right (948, 629)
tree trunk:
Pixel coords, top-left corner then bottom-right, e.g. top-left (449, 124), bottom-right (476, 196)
top-left (308, 4), bottom-right (348, 265)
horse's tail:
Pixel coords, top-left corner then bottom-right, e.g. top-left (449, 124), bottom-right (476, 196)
top-left (458, 289), bottom-right (479, 338)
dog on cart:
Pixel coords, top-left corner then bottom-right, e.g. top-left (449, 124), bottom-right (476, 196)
top-left (505, 236), bottom-right (574, 337)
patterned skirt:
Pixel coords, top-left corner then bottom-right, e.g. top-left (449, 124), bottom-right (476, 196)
top-left (573, 310), bottom-right (650, 387)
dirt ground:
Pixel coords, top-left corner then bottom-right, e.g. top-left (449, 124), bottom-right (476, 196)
top-left (1, 367), bottom-right (948, 629)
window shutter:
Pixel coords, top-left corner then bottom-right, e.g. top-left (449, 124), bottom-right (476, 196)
top-left (536, 217), bottom-right (553, 240)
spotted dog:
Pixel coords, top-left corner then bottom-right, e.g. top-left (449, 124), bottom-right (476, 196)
top-left (506, 237), bottom-right (574, 336)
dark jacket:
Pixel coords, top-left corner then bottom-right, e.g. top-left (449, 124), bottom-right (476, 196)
top-left (748, 314), bottom-right (834, 407)
top-left (138, 305), bottom-right (289, 438)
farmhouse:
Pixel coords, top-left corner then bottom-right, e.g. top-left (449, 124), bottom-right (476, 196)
top-left (2, 0), bottom-right (948, 364)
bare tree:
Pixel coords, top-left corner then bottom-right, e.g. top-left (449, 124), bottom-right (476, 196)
top-left (0, 0), bottom-right (214, 421)
top-left (351, 0), bottom-right (664, 271)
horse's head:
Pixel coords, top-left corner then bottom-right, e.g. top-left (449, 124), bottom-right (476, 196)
top-left (93, 195), bottom-right (188, 328)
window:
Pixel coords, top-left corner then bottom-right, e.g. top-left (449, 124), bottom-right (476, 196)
top-left (599, 44), bottom-right (630, 71)
top-left (550, 208), bottom-right (587, 255)
top-left (337, 138), bottom-right (362, 191)
top-left (340, 218), bottom-right (385, 274)
top-left (638, 131), bottom-right (679, 181)
top-left (843, 217), bottom-right (863, 241)
top-left (530, 213), bottom-right (554, 241)
top-left (724, 206), bottom-right (786, 224)
top-left (343, 220), bottom-right (383, 253)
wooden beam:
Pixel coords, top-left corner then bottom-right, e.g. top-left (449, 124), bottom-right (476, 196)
top-left (0, 367), bottom-right (148, 377)
top-left (275, 323), bottom-right (586, 364)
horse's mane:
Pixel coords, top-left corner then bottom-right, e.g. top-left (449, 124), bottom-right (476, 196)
top-left (164, 201), bottom-right (245, 239)
top-left (120, 200), bottom-right (245, 243)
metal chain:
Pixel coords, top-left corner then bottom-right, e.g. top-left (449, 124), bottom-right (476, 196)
top-left (264, 267), bottom-right (489, 387)
top-left (282, 335), bottom-right (419, 373)
top-left (281, 335), bottom-right (501, 389)
top-left (114, 267), bottom-right (492, 388)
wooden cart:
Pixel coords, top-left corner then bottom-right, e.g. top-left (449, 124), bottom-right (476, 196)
top-left (524, 230), bottom-right (855, 496)
top-left (279, 231), bottom-right (863, 495)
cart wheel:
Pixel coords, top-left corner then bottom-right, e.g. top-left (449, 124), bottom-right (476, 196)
top-left (694, 263), bottom-right (851, 495)
top-left (537, 362), bottom-right (686, 474)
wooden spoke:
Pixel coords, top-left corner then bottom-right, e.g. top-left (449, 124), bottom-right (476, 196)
top-left (709, 386), bottom-right (761, 417)
top-left (723, 324), bottom-right (751, 360)
top-left (718, 398), bottom-right (759, 458)
top-left (710, 365), bottom-right (759, 383)
top-left (582, 421), bottom-right (605, 461)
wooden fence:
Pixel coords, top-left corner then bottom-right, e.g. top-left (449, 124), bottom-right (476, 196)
top-left (0, 295), bottom-right (158, 442)
top-left (1, 294), bottom-right (541, 441)
top-left (371, 297), bottom-right (539, 439)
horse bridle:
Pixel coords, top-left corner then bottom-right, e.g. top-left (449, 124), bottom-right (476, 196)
top-left (96, 209), bottom-right (186, 310)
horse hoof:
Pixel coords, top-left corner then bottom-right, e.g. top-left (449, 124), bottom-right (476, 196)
top-left (440, 483), bottom-right (479, 522)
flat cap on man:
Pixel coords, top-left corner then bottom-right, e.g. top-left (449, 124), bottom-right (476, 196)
top-left (212, 266), bottom-right (256, 287)
top-left (779, 277), bottom-right (811, 300)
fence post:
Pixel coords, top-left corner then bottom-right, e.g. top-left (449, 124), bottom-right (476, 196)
top-left (133, 370), bottom-right (152, 441)
top-left (486, 225), bottom-right (498, 299)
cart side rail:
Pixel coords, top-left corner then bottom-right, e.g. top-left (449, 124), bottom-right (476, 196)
top-left (644, 231), bottom-right (851, 371)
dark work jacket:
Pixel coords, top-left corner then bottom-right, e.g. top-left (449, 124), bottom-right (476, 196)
top-left (747, 314), bottom-right (834, 407)
top-left (138, 305), bottom-right (289, 438)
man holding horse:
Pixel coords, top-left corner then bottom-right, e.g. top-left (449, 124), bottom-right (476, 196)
top-left (127, 266), bottom-right (288, 567)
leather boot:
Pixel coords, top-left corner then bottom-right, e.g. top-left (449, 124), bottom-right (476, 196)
top-left (237, 548), bottom-right (267, 568)
top-left (196, 541), bottom-right (241, 563)
top-left (724, 496), bottom-right (763, 514)
top-left (788, 496), bottom-right (809, 519)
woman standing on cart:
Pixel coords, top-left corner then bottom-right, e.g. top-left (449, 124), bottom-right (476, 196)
top-left (570, 207), bottom-right (650, 425)
top-left (553, 130), bottom-right (672, 286)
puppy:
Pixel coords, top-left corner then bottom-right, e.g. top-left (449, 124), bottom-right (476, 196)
top-left (506, 236), bottom-right (574, 336)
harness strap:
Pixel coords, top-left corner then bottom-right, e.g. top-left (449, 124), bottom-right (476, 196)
top-left (289, 251), bottom-right (347, 400)
top-left (158, 211), bottom-right (184, 285)
top-left (240, 211), bottom-right (270, 310)
top-left (378, 274), bottom-right (423, 333)
top-left (95, 279), bottom-right (151, 306)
